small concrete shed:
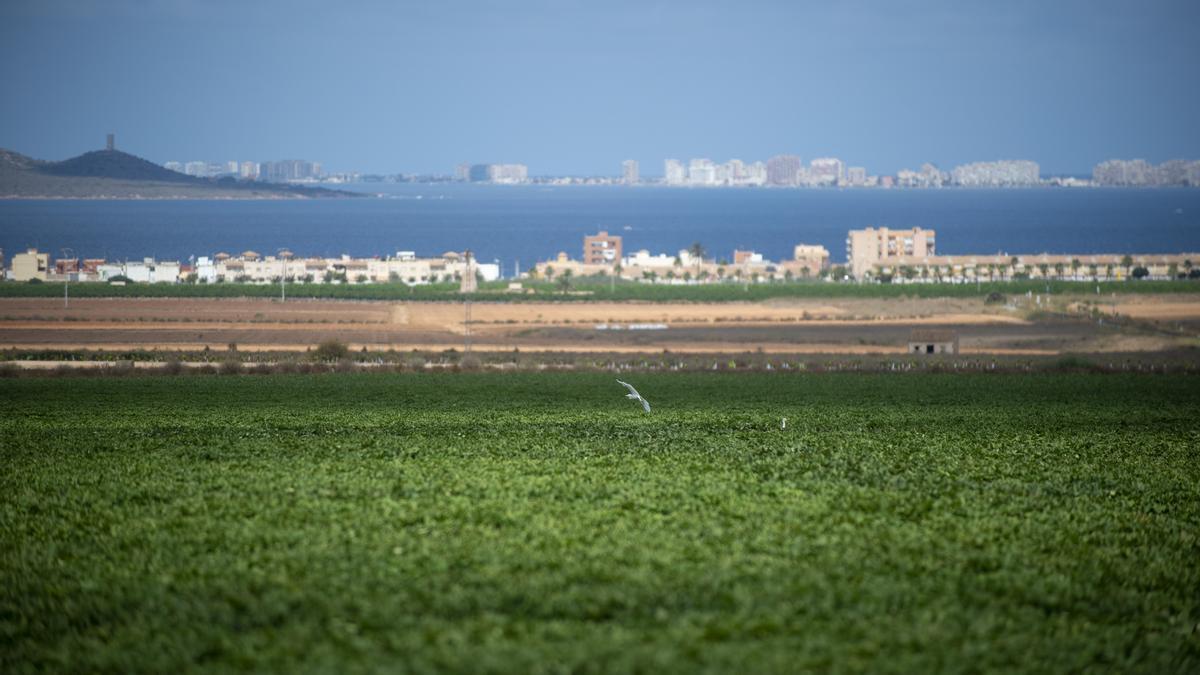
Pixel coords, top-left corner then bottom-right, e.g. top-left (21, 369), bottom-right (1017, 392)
top-left (908, 329), bottom-right (959, 355)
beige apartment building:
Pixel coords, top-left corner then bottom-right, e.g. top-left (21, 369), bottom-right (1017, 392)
top-left (847, 227), bottom-right (937, 279)
top-left (11, 249), bottom-right (49, 282)
top-left (793, 244), bottom-right (831, 275)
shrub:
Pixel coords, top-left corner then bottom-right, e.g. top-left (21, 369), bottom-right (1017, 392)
top-left (219, 359), bottom-right (243, 375)
top-left (984, 292), bottom-right (1007, 305)
top-left (313, 339), bottom-right (350, 362)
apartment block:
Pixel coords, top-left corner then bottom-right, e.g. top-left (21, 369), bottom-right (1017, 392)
top-left (11, 249), bottom-right (49, 282)
top-left (846, 227), bottom-right (936, 279)
top-left (583, 230), bottom-right (623, 265)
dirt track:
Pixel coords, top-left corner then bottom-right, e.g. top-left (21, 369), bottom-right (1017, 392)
top-left (1, 295), bottom-right (1196, 355)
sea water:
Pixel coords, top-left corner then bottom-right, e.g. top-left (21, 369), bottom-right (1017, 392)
top-left (1, 185), bottom-right (1197, 273)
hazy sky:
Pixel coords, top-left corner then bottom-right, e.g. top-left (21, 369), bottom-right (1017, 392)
top-left (2, 0), bottom-right (1198, 176)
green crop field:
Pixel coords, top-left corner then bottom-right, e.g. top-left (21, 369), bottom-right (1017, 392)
top-left (2, 373), bottom-right (1198, 672)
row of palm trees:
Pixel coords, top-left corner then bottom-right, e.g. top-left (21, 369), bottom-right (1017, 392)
top-left (884, 256), bottom-right (1194, 283)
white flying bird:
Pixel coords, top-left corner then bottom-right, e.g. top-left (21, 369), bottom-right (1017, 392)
top-left (616, 380), bottom-right (651, 413)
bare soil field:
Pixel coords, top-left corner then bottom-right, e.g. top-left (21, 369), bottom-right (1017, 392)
top-left (1, 294), bottom-right (1196, 355)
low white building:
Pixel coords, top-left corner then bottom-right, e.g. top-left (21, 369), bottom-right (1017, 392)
top-left (98, 258), bottom-right (181, 283)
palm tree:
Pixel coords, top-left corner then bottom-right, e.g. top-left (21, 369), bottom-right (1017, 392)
top-left (1121, 255), bottom-right (1134, 279)
top-left (1010, 256), bottom-right (1020, 279)
top-left (1038, 263), bottom-right (1049, 279)
top-left (1070, 258), bottom-right (1081, 279)
top-left (1054, 262), bottom-right (1065, 279)
top-left (556, 275), bottom-right (572, 293)
top-left (1088, 264), bottom-right (1098, 280)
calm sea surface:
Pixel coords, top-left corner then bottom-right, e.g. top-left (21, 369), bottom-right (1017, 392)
top-left (1, 185), bottom-right (1198, 273)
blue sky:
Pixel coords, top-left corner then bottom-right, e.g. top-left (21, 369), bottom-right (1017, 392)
top-left (1, 0), bottom-right (1197, 176)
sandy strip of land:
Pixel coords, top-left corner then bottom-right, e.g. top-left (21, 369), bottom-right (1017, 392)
top-left (2, 295), bottom-right (1194, 356)
top-left (0, 313), bottom-right (1030, 333)
top-left (1109, 300), bottom-right (1200, 320)
top-left (0, 341), bottom-right (1067, 356)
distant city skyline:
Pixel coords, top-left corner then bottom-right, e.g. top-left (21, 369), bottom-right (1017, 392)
top-left (153, 151), bottom-right (1200, 188)
top-left (5, 1), bottom-right (1196, 176)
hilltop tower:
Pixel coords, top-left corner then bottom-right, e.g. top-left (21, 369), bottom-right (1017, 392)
top-left (106, 133), bottom-right (115, 151)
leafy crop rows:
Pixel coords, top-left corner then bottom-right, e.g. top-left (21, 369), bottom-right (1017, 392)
top-left (1, 373), bottom-right (1198, 672)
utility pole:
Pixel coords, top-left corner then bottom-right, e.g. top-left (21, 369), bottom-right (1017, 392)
top-left (278, 249), bottom-right (291, 302)
top-left (460, 250), bottom-right (476, 354)
top-left (60, 247), bottom-right (73, 309)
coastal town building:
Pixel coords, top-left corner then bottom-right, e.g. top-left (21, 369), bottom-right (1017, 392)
top-left (793, 245), bottom-right (831, 275)
top-left (951, 160), bottom-right (1040, 187)
top-left (808, 157), bottom-right (845, 186)
top-left (622, 160), bottom-right (639, 185)
top-left (664, 159), bottom-right (686, 186)
top-left (766, 155), bottom-right (801, 186)
top-left (10, 249), bottom-right (49, 282)
top-left (1093, 159), bottom-right (1200, 186)
top-left (847, 227), bottom-right (937, 279)
top-left (583, 231), bottom-right (623, 265)
top-left (97, 259), bottom-right (181, 284)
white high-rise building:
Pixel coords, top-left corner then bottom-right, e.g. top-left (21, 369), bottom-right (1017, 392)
top-left (239, 161), bottom-right (260, 179)
top-left (622, 159), bottom-right (639, 185)
top-left (488, 164), bottom-right (529, 184)
top-left (727, 159), bottom-right (745, 183)
top-left (664, 159), bottom-right (686, 185)
top-left (809, 157), bottom-right (845, 186)
top-left (688, 158), bottom-right (716, 186)
top-left (744, 161), bottom-right (767, 186)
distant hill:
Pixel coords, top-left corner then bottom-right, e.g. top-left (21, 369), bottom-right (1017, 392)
top-left (0, 147), bottom-right (358, 199)
top-left (42, 149), bottom-right (197, 182)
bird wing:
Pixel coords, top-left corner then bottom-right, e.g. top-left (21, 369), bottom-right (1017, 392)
top-left (616, 380), bottom-right (640, 397)
top-left (641, 397), bottom-right (651, 413)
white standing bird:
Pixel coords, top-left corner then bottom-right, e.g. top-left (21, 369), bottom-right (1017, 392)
top-left (781, 417), bottom-right (787, 430)
top-left (616, 379), bottom-right (651, 413)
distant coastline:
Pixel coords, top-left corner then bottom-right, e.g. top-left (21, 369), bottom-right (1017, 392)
top-left (0, 147), bottom-right (360, 200)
